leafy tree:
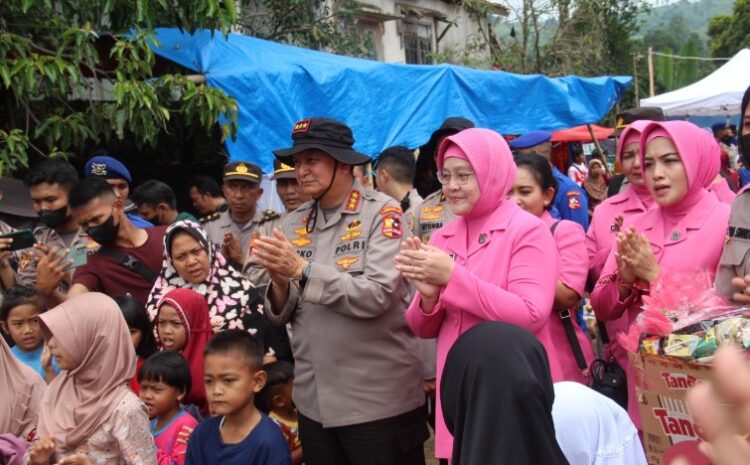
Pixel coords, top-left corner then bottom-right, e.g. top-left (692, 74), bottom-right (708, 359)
top-left (0, 0), bottom-right (242, 176)
top-left (707, 0), bottom-right (750, 57)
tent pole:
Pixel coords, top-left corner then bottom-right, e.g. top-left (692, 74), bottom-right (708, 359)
top-left (648, 47), bottom-right (655, 97)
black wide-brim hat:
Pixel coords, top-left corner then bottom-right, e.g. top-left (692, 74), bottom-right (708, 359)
top-left (273, 117), bottom-right (371, 166)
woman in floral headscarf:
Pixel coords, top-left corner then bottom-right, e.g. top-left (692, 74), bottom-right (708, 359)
top-left (146, 220), bottom-right (291, 362)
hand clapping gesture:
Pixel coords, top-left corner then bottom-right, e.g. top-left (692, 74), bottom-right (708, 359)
top-left (394, 237), bottom-right (454, 311)
top-left (615, 227), bottom-right (660, 284)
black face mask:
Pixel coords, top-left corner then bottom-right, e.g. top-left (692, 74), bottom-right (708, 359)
top-left (741, 134), bottom-right (750, 165)
top-left (87, 213), bottom-right (120, 245)
top-left (722, 135), bottom-right (733, 144)
top-left (39, 205), bottom-right (70, 228)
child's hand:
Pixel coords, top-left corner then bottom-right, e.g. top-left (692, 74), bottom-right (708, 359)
top-left (54, 453), bottom-right (93, 465)
top-left (176, 426), bottom-right (195, 446)
top-left (29, 436), bottom-right (56, 465)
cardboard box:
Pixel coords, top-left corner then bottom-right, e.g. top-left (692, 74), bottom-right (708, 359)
top-left (630, 352), bottom-right (712, 465)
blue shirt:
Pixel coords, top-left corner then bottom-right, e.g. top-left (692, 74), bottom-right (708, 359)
top-left (552, 167), bottom-right (589, 231)
top-left (186, 414), bottom-right (291, 465)
top-left (740, 168), bottom-right (750, 188)
top-left (128, 212), bottom-right (154, 229)
top-left (11, 344), bottom-right (60, 380)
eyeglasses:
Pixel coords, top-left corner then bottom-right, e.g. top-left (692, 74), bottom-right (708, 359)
top-left (437, 171), bottom-right (476, 186)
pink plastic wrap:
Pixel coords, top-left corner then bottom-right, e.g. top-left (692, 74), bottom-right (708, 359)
top-left (617, 270), bottom-right (733, 352)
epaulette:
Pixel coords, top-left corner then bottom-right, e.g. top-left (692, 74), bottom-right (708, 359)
top-left (258, 209), bottom-right (280, 224)
top-left (199, 212), bottom-right (221, 224)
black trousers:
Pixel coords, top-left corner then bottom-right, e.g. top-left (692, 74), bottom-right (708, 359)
top-left (298, 408), bottom-right (429, 465)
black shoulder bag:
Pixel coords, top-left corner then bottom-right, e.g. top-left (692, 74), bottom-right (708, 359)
top-left (96, 246), bottom-right (158, 284)
top-left (550, 221), bottom-right (628, 410)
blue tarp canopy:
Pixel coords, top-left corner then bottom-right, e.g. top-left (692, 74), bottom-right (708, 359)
top-left (151, 28), bottom-right (632, 171)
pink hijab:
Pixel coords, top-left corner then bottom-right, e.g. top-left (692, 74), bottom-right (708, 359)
top-left (0, 337), bottom-right (45, 438)
top-left (437, 128), bottom-right (516, 220)
top-left (37, 293), bottom-right (135, 453)
top-left (639, 121), bottom-right (719, 226)
top-left (617, 120), bottom-right (654, 208)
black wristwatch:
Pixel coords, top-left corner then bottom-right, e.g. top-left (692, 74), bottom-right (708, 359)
top-left (299, 261), bottom-right (312, 288)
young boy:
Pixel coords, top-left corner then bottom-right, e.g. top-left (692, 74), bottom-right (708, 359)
top-left (186, 330), bottom-right (291, 465)
top-left (0, 285), bottom-right (59, 382)
top-left (257, 361), bottom-right (303, 465)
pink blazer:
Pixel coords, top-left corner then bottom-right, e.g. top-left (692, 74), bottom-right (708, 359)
top-left (586, 186), bottom-right (651, 282)
top-left (709, 177), bottom-right (737, 204)
top-left (405, 200), bottom-right (559, 459)
top-left (590, 192), bottom-right (730, 427)
top-left (542, 212), bottom-right (595, 384)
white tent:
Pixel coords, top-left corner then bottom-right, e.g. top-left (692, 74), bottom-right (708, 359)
top-left (640, 48), bottom-right (750, 117)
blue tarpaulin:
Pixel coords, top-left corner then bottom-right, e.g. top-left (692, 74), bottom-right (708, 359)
top-left (151, 28), bottom-right (632, 171)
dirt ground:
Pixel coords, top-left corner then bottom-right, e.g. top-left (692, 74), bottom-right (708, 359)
top-left (425, 430), bottom-right (438, 465)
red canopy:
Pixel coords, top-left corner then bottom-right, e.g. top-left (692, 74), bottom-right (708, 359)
top-left (551, 125), bottom-right (614, 142)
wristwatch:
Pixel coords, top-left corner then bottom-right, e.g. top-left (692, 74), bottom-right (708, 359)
top-left (299, 261), bottom-right (312, 288)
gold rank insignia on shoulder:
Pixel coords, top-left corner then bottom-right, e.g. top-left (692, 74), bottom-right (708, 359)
top-left (345, 190), bottom-right (361, 212)
top-left (259, 210), bottom-right (280, 224)
top-left (199, 212), bottom-right (221, 224)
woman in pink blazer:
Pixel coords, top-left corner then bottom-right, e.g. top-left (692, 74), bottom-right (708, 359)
top-left (396, 128), bottom-right (560, 461)
top-left (590, 120), bottom-right (731, 427)
top-left (511, 153), bottom-right (595, 384)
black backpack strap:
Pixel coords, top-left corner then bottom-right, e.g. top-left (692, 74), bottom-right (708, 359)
top-left (550, 220), bottom-right (562, 235)
top-left (96, 247), bottom-right (158, 284)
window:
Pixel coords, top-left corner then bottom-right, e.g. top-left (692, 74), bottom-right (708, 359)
top-left (402, 20), bottom-right (433, 64)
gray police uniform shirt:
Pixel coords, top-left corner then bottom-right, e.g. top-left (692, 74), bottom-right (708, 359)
top-left (202, 208), bottom-right (278, 260)
top-left (716, 187), bottom-right (750, 302)
top-left (15, 225), bottom-right (96, 291)
top-left (413, 189), bottom-right (456, 244)
top-left (259, 182), bottom-right (424, 427)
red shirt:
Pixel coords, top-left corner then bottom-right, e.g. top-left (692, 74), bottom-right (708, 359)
top-left (73, 227), bottom-right (167, 305)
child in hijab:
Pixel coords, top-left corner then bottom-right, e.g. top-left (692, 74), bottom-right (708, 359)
top-left (1, 336), bottom-right (46, 463)
top-left (0, 285), bottom-right (59, 382)
top-left (552, 382), bottom-right (647, 465)
top-left (397, 128), bottom-right (560, 461)
top-left (25, 293), bottom-right (156, 465)
top-left (155, 288), bottom-right (213, 414)
top-left (583, 158), bottom-right (608, 216)
top-left (441, 321), bottom-right (570, 465)
top-left (114, 295), bottom-right (158, 395)
top-left (591, 120), bottom-right (731, 427)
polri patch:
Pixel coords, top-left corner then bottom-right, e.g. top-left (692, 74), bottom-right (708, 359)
top-left (380, 205), bottom-right (403, 216)
top-left (567, 191), bottom-right (581, 210)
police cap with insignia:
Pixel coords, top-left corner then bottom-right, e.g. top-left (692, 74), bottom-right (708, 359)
top-left (271, 159), bottom-right (296, 181)
top-left (615, 107), bottom-right (665, 136)
top-left (508, 131), bottom-right (552, 150)
top-left (223, 161), bottom-right (262, 183)
top-left (84, 155), bottom-right (132, 183)
top-left (273, 118), bottom-right (371, 166)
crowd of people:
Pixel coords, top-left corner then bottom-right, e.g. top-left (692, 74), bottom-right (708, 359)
top-left (2, 83), bottom-right (750, 465)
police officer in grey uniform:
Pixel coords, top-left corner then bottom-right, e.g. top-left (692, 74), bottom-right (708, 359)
top-left (203, 161), bottom-right (278, 268)
top-left (413, 117), bottom-right (473, 243)
top-left (250, 118), bottom-right (427, 465)
top-left (717, 85), bottom-right (750, 303)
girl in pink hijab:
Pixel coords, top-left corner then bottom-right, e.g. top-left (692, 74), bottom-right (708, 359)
top-left (25, 293), bottom-right (157, 465)
top-left (591, 120), bottom-right (730, 427)
top-left (397, 128), bottom-right (560, 461)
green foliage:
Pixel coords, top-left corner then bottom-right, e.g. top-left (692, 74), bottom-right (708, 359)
top-left (236, 0), bottom-right (373, 57)
top-left (0, 0), bottom-right (240, 176)
top-left (707, 0), bottom-right (750, 57)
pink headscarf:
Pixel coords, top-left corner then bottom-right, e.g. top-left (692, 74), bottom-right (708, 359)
top-left (37, 293), bottom-right (135, 454)
top-left (617, 120), bottom-right (653, 207)
top-left (0, 337), bottom-right (45, 438)
top-left (437, 128), bottom-right (516, 220)
top-left (639, 121), bottom-right (719, 224)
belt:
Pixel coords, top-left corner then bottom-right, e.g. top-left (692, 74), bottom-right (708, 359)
top-left (728, 226), bottom-right (750, 240)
